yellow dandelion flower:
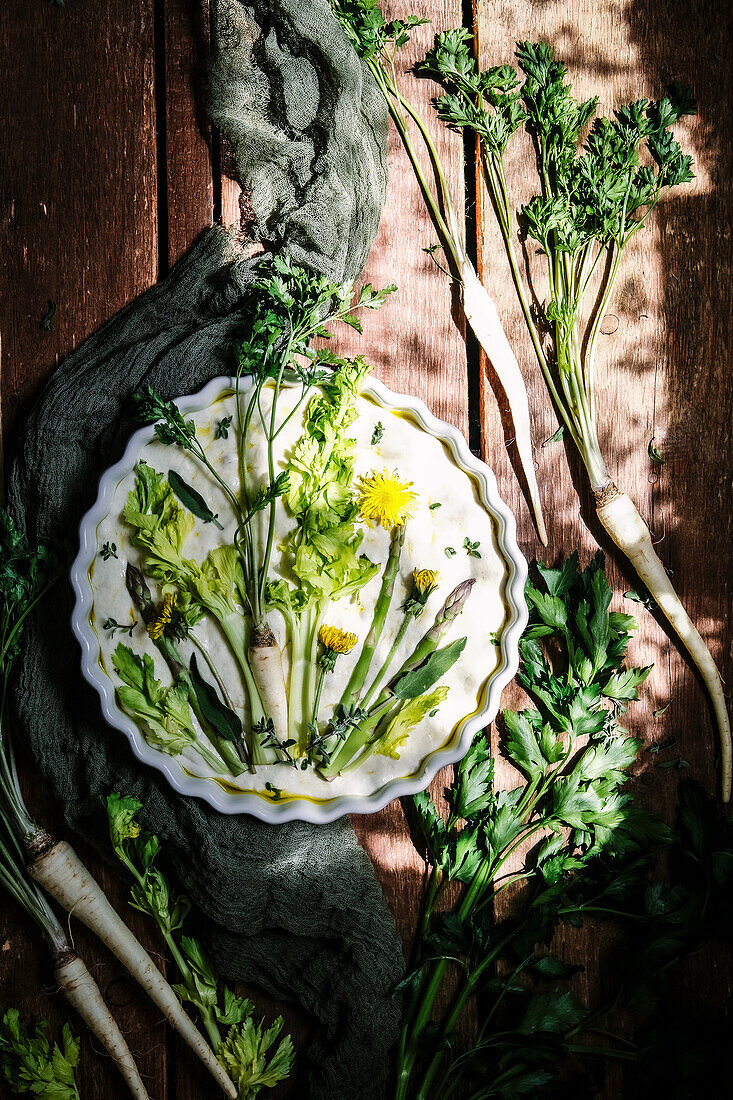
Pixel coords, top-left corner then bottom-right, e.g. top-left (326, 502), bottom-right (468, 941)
top-left (358, 469), bottom-right (417, 528)
top-left (413, 569), bottom-right (439, 595)
top-left (147, 592), bottom-right (177, 641)
top-left (318, 625), bottom-right (358, 654)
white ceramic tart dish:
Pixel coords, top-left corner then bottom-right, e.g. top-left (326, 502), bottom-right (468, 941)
top-left (71, 375), bottom-right (527, 823)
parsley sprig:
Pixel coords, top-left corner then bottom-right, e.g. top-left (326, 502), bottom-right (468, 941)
top-left (107, 794), bottom-right (294, 1097)
top-left (0, 1009), bottom-right (80, 1099)
top-left (422, 33), bottom-right (695, 487)
top-left (395, 553), bottom-right (662, 1098)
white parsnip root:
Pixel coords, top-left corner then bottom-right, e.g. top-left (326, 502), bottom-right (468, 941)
top-left (29, 838), bottom-right (237, 1099)
top-left (249, 623), bottom-right (289, 749)
top-left (55, 951), bottom-right (149, 1099)
top-left (460, 261), bottom-right (548, 546)
top-left (596, 485), bottom-right (731, 801)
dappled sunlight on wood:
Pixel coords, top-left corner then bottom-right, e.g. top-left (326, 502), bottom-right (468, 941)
top-left (328, 7), bottom-right (469, 436)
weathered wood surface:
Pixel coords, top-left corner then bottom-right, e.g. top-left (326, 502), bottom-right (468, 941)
top-left (474, 0), bottom-right (733, 1068)
top-left (1, 0), bottom-right (730, 1097)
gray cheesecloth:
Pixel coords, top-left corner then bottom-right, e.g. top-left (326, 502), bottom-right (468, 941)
top-left (8, 2), bottom-right (404, 1097)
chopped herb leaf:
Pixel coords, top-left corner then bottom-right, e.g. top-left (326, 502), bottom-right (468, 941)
top-left (371, 421), bottom-right (384, 445)
top-left (542, 425), bottom-right (565, 446)
top-left (648, 438), bottom-right (666, 464)
top-left (103, 616), bottom-right (137, 638)
top-left (39, 300), bottom-right (57, 330)
top-left (216, 416), bottom-right (233, 440)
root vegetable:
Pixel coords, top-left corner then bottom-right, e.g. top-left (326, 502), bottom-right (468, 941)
top-left (249, 623), bottom-right (289, 761)
top-left (55, 950), bottom-right (149, 1099)
top-left (596, 486), bottom-right (731, 800)
top-left (28, 836), bottom-right (237, 1099)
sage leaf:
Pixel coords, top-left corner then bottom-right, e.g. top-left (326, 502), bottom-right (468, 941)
top-left (189, 655), bottom-right (242, 743)
top-left (168, 470), bottom-right (223, 529)
top-left (393, 637), bottom-right (467, 700)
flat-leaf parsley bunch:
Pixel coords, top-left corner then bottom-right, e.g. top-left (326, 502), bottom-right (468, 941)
top-left (395, 553), bottom-right (667, 1099)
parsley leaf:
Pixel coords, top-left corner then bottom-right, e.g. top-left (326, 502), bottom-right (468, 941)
top-left (0, 1009), bottom-right (80, 1099)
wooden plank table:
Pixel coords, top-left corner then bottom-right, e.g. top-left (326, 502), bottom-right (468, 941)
top-left (1, 1), bottom-right (730, 1096)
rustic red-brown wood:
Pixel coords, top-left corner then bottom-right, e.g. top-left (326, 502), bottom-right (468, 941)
top-left (473, 0), bottom-right (733, 1088)
top-left (1, 0), bottom-right (731, 1097)
top-left (0, 4), bottom-right (168, 1098)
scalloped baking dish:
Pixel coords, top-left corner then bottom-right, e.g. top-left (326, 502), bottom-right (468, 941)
top-left (71, 376), bottom-right (527, 823)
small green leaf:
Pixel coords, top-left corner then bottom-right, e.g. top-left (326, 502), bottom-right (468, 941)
top-left (444, 546), bottom-right (456, 557)
top-left (648, 438), bottom-right (666, 464)
top-left (371, 421), bottom-right (384, 445)
top-left (517, 991), bottom-right (586, 1034)
top-left (189, 655), bottom-right (243, 743)
top-left (542, 425), bottom-right (565, 446)
top-left (429, 501), bottom-right (442, 510)
top-left (168, 470), bottom-right (224, 529)
top-left (39, 299), bottom-right (57, 330)
top-left (624, 588), bottom-right (655, 610)
top-left (393, 637), bottom-right (467, 699)
top-left (103, 615), bottom-right (137, 638)
top-left (216, 416), bottom-right (233, 440)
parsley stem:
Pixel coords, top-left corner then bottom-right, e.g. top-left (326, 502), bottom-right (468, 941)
top-left (163, 927), bottom-right (222, 1052)
top-left (311, 667), bottom-right (326, 732)
top-left (413, 931), bottom-right (522, 1100)
top-left (396, 858), bottom-right (496, 1097)
top-left (258, 354), bottom-right (290, 616)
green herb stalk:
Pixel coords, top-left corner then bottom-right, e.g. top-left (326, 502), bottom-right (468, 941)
top-left (361, 569), bottom-right (438, 709)
top-left (421, 32), bottom-right (730, 799)
top-left (107, 794), bottom-right (295, 1099)
top-left (266, 357), bottom-right (381, 752)
top-left (319, 579), bottom-right (474, 777)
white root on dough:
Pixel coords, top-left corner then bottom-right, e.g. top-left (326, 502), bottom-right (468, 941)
top-left (30, 841), bottom-right (237, 1099)
top-left (249, 626), bottom-right (289, 749)
top-left (597, 488), bottom-right (731, 802)
top-left (55, 952), bottom-right (149, 1099)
